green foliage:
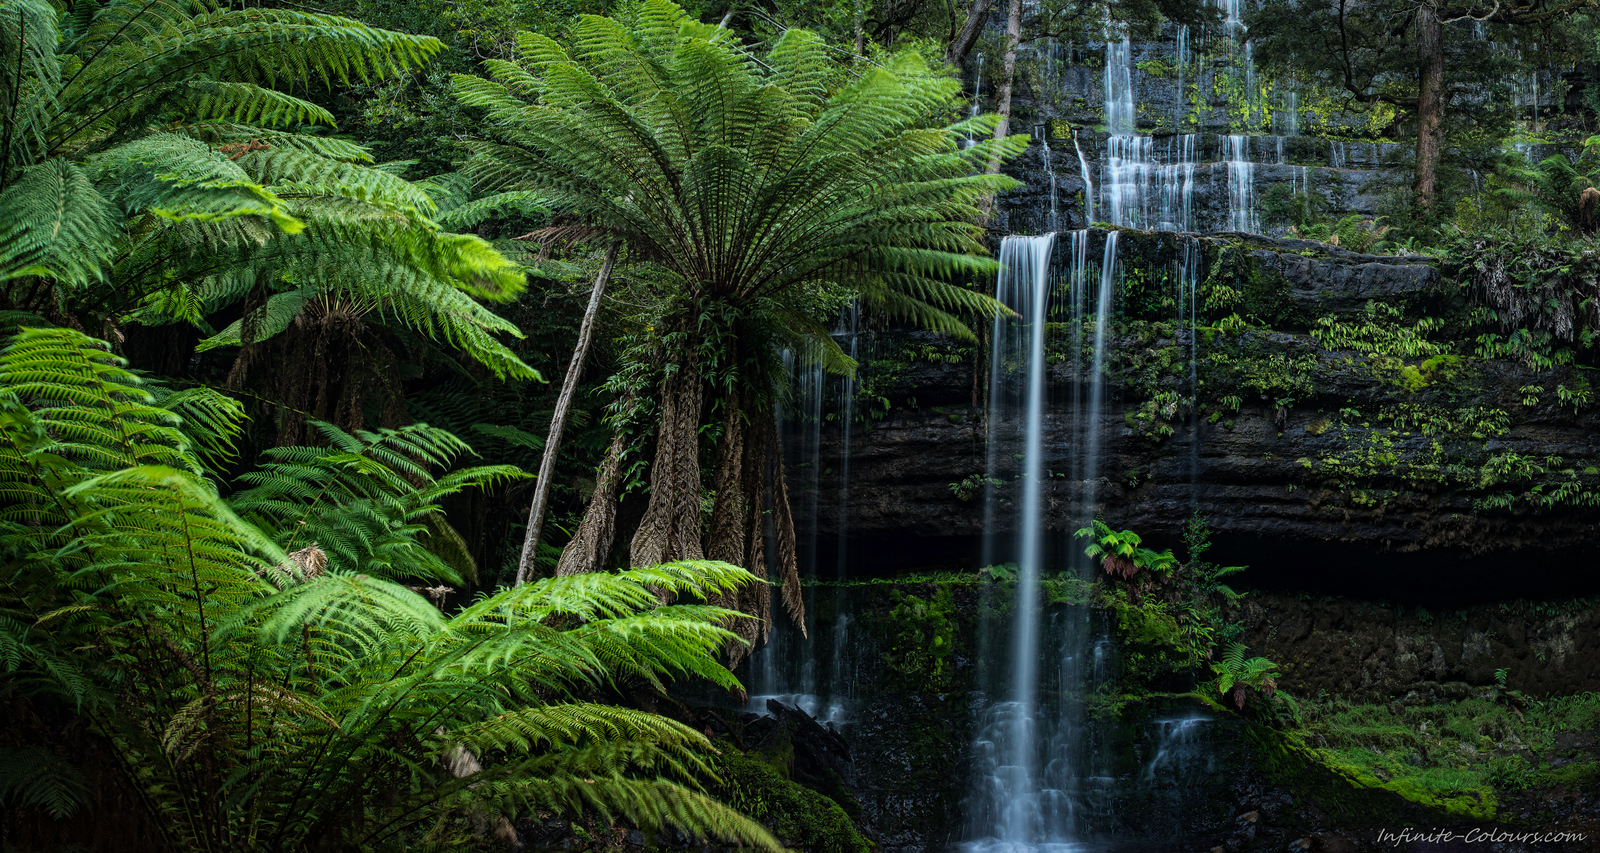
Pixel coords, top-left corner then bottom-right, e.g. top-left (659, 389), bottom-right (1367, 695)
top-left (1075, 520), bottom-right (1178, 579)
top-left (0, 0), bottom-right (537, 393)
top-left (0, 327), bottom-right (780, 850)
top-left (1493, 148), bottom-right (1600, 234)
top-left (883, 587), bottom-right (957, 689)
top-left (711, 747), bottom-right (870, 853)
top-left (1209, 641), bottom-right (1282, 710)
top-left (949, 473), bottom-right (1002, 502)
top-left (1282, 693), bottom-right (1600, 820)
top-left (1447, 233), bottom-right (1600, 369)
top-left (1080, 516), bottom-right (1247, 683)
top-left (1312, 301), bottom-right (1445, 359)
top-left (230, 422), bottom-right (529, 583)
top-left (1290, 215), bottom-right (1393, 254)
top-left (454, 0), bottom-right (1027, 365)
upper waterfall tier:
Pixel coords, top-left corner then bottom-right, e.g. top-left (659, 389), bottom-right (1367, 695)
top-left (999, 130), bottom-right (1401, 238)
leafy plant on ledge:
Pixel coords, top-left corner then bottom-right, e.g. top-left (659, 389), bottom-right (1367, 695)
top-left (1210, 641), bottom-right (1283, 711)
top-left (1075, 520), bottom-right (1178, 580)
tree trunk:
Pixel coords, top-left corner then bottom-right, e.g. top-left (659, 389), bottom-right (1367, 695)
top-left (707, 400), bottom-right (762, 664)
top-left (1413, 1), bottom-right (1444, 215)
top-left (629, 353), bottom-right (706, 570)
top-left (553, 429), bottom-right (627, 576)
top-left (514, 241), bottom-right (620, 586)
top-left (946, 0), bottom-right (992, 70)
top-left (992, 0), bottom-right (1021, 144)
top-left (977, 0), bottom-right (1022, 221)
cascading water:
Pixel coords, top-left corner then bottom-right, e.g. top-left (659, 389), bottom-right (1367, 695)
top-left (829, 304), bottom-right (861, 722)
top-left (1072, 131), bottom-right (1096, 226)
top-left (965, 53), bottom-right (986, 149)
top-left (748, 349), bottom-right (826, 711)
top-left (1101, 33), bottom-right (1198, 231)
top-left (745, 309), bottom-right (860, 724)
top-left (1041, 133), bottom-right (1060, 233)
top-left (1225, 135), bottom-right (1258, 233)
top-left (967, 231), bottom-right (1117, 851)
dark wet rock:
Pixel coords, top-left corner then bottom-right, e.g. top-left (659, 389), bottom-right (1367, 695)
top-left (789, 231), bottom-right (1600, 592)
top-left (1234, 595), bottom-right (1600, 703)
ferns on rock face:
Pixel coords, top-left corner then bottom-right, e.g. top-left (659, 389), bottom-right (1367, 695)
top-left (0, 327), bottom-right (780, 851)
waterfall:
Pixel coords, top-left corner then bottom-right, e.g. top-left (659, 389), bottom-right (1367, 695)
top-left (1225, 135), bottom-right (1258, 233)
top-left (1072, 130), bottom-right (1096, 226)
top-left (964, 53), bottom-right (986, 149)
top-left (1216, 0), bottom-right (1258, 127)
top-left (1041, 133), bottom-right (1060, 233)
top-left (1174, 24), bottom-right (1191, 127)
top-left (968, 231), bottom-right (1117, 850)
top-left (1101, 30), bottom-right (1196, 231)
top-left (1102, 31), bottom-right (1141, 227)
top-left (829, 304), bottom-right (860, 721)
top-left (971, 53), bottom-right (986, 119)
top-left (969, 233), bottom-right (1063, 849)
top-left (749, 347), bottom-right (827, 710)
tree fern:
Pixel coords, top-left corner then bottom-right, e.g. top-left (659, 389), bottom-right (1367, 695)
top-left (456, 0), bottom-right (1027, 641)
top-left (0, 327), bottom-right (782, 850)
top-left (1, 0), bottom-right (535, 412)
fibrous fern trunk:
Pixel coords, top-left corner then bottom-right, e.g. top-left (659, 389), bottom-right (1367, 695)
top-left (705, 399), bottom-right (805, 665)
top-left (629, 355), bottom-right (706, 574)
top-left (554, 429), bottom-right (627, 576)
top-left (515, 241), bottom-right (619, 585)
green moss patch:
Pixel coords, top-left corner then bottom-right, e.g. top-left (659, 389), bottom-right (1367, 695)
top-left (709, 745), bottom-right (871, 853)
top-left (1265, 693), bottom-right (1600, 822)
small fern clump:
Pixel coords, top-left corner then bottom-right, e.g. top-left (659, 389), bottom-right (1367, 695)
top-left (1211, 641), bottom-right (1283, 711)
top-left (0, 327), bottom-right (781, 851)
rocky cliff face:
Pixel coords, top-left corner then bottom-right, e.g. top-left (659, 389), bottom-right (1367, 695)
top-left (1237, 594), bottom-right (1600, 703)
top-left (792, 230), bottom-right (1600, 600)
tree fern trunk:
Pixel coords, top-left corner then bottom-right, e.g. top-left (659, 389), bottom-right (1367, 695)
top-left (515, 242), bottom-right (619, 586)
top-left (768, 419), bottom-right (804, 637)
top-left (554, 431), bottom-right (626, 576)
top-left (629, 352), bottom-right (706, 576)
top-left (707, 397), bottom-right (760, 662)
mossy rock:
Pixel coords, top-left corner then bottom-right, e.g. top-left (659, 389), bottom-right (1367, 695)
top-left (1248, 724), bottom-right (1498, 822)
top-left (709, 747), bottom-right (871, 853)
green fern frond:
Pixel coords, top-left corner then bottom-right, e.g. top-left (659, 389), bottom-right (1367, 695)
top-left (0, 161), bottom-right (120, 286)
top-left (0, 746), bottom-right (90, 819)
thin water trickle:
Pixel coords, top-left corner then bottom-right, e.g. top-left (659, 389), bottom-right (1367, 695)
top-left (965, 53), bottom-right (986, 149)
top-left (1041, 132), bottom-right (1060, 233)
top-left (1072, 131), bottom-right (1096, 226)
top-left (1143, 715), bottom-right (1214, 781)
